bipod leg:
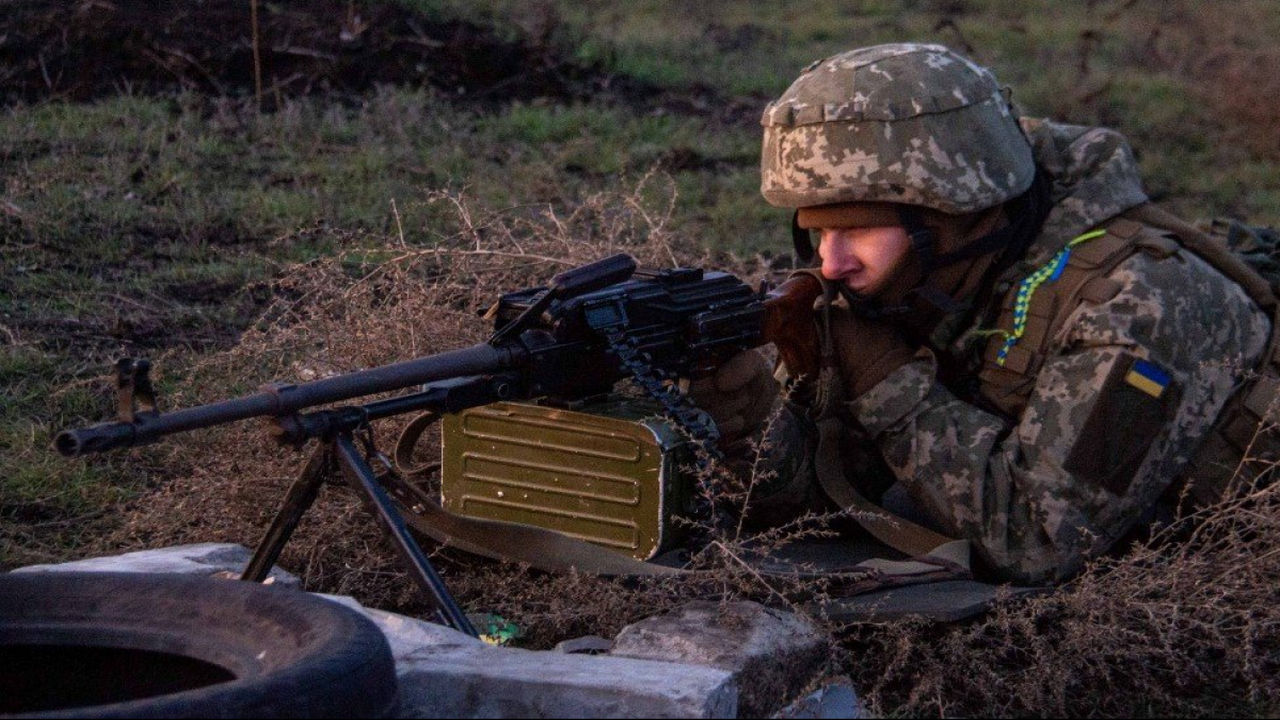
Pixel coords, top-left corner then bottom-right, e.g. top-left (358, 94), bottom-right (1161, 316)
top-left (241, 442), bottom-right (332, 583)
top-left (332, 432), bottom-right (478, 638)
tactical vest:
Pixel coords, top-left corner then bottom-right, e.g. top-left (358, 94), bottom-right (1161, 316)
top-left (976, 203), bottom-right (1280, 508)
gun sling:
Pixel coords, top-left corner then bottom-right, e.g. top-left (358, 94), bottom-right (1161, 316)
top-left (790, 265), bottom-right (972, 572)
top-left (813, 416), bottom-right (971, 570)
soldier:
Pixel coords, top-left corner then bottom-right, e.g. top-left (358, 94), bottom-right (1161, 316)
top-left (693, 43), bottom-right (1276, 585)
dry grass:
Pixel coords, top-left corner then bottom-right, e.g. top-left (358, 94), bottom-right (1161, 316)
top-left (86, 174), bottom-right (818, 627)
top-left (80, 177), bottom-right (1280, 716)
top-left (845, 452), bottom-right (1280, 717)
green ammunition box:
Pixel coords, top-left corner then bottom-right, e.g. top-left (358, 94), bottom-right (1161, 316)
top-left (440, 399), bottom-right (695, 560)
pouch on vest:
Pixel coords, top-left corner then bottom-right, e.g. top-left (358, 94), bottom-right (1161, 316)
top-left (1179, 373), bottom-right (1280, 508)
top-left (1120, 207), bottom-right (1280, 509)
top-left (1174, 220), bottom-right (1280, 507)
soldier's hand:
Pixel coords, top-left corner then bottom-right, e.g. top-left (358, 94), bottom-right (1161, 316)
top-left (688, 349), bottom-right (778, 444)
top-left (830, 306), bottom-right (916, 399)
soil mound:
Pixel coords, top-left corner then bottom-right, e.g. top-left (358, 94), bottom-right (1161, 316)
top-left (0, 0), bottom-right (645, 107)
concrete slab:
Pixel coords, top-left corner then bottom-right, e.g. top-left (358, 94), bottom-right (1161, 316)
top-left (10, 545), bottom-right (744, 718)
top-left (394, 643), bottom-right (737, 719)
top-left (315, 595), bottom-right (736, 717)
top-left (11, 542), bottom-right (301, 588)
top-left (611, 600), bottom-right (828, 718)
top-left (315, 593), bottom-right (484, 661)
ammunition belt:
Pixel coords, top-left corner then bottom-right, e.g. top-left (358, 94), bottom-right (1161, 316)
top-left (595, 325), bottom-right (730, 531)
top-left (595, 326), bottom-right (722, 458)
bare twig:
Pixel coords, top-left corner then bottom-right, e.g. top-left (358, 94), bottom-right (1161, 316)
top-left (390, 198), bottom-right (406, 248)
top-left (250, 0), bottom-right (263, 111)
top-left (0, 322), bottom-right (20, 345)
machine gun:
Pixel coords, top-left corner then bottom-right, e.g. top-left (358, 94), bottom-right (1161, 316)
top-left (56, 253), bottom-right (776, 637)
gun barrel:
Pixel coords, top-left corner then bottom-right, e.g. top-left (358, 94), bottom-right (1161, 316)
top-left (56, 342), bottom-right (519, 457)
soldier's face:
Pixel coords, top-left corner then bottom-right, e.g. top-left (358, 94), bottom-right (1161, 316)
top-left (817, 226), bottom-right (912, 297)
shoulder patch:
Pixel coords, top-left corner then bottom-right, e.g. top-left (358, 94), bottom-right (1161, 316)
top-left (1064, 354), bottom-right (1180, 495)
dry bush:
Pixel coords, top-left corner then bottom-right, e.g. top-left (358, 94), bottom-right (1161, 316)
top-left (89, 173), bottom-right (820, 632)
top-left (847, 456), bottom-right (1280, 717)
top-left (87, 170), bottom-right (1280, 716)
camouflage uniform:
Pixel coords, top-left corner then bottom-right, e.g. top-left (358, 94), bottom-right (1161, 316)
top-left (757, 45), bottom-right (1272, 585)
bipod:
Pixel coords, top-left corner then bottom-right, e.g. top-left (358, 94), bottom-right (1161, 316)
top-left (238, 391), bottom-right (490, 638)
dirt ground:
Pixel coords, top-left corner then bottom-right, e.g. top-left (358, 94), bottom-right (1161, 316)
top-left (0, 0), bottom-right (759, 123)
top-left (2, 0), bottom-right (593, 103)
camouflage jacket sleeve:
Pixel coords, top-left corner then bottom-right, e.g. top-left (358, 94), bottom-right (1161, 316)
top-left (845, 248), bottom-right (1270, 584)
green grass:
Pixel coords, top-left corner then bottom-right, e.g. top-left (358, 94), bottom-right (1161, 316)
top-left (0, 343), bottom-right (151, 564)
top-left (4, 0), bottom-right (1278, 574)
top-left (0, 84), bottom-right (769, 559)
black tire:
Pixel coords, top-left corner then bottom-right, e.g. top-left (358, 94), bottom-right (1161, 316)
top-left (0, 571), bottom-right (397, 718)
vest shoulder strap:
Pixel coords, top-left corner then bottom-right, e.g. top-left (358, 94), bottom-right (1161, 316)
top-left (1122, 203), bottom-right (1277, 312)
top-left (979, 205), bottom-right (1278, 419)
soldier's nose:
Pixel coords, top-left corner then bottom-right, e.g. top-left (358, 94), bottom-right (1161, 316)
top-left (821, 247), bottom-right (861, 280)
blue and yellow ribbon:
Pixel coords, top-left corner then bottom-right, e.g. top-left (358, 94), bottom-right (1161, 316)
top-left (983, 228), bottom-right (1108, 366)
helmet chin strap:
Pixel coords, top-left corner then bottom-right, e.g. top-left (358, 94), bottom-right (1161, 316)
top-left (896, 169), bottom-right (1053, 318)
top-left (791, 210), bottom-right (816, 265)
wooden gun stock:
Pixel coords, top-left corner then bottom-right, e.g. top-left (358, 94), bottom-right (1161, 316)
top-left (761, 272), bottom-right (823, 381)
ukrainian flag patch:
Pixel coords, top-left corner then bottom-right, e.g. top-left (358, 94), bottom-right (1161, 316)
top-left (1066, 353), bottom-right (1178, 495)
top-left (1125, 359), bottom-right (1171, 399)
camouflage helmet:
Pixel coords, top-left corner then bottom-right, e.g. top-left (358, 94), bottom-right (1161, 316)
top-left (760, 43), bottom-right (1035, 214)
